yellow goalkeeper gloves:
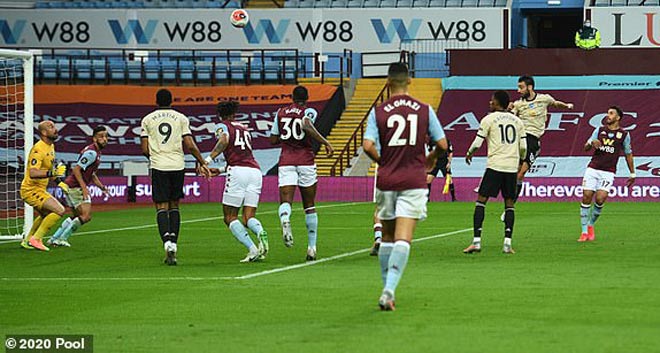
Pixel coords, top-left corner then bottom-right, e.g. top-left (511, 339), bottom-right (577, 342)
top-left (52, 163), bottom-right (67, 178)
top-left (58, 181), bottom-right (70, 194)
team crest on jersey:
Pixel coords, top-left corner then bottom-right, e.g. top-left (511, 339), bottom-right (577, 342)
top-left (528, 103), bottom-right (535, 108)
top-left (608, 133), bottom-right (614, 138)
top-left (616, 132), bottom-right (623, 139)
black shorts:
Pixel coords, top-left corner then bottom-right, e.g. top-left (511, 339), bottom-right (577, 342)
top-left (428, 158), bottom-right (451, 178)
top-left (524, 134), bottom-right (541, 166)
top-left (151, 169), bottom-right (185, 203)
top-left (478, 168), bottom-right (517, 199)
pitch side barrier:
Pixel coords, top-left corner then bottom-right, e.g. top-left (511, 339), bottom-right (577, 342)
top-left (44, 175), bottom-right (660, 204)
top-left (436, 75), bottom-right (660, 184)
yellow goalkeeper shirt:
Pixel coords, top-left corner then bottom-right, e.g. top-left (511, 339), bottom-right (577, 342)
top-left (21, 140), bottom-right (55, 191)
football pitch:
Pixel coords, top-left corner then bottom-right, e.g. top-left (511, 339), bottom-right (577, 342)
top-left (1, 201), bottom-right (659, 353)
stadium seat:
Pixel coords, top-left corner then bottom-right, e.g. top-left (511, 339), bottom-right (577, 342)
top-left (91, 59), bottom-right (107, 82)
top-left (428, 0), bottom-right (443, 6)
top-left (413, 0), bottom-right (429, 6)
top-left (330, 0), bottom-right (347, 6)
top-left (109, 61), bottom-right (127, 81)
top-left (347, 0), bottom-right (362, 7)
top-left (283, 0), bottom-right (299, 6)
top-left (144, 60), bottom-right (161, 82)
top-left (314, 0), bottom-right (331, 7)
top-left (397, 0), bottom-right (412, 6)
top-left (178, 61), bottom-right (195, 81)
top-left (462, 0), bottom-right (477, 6)
top-left (298, 0), bottom-right (314, 7)
top-left (40, 59), bottom-right (58, 80)
top-left (445, 0), bottom-right (460, 6)
top-left (379, 0), bottom-right (396, 6)
top-left (57, 59), bottom-right (72, 82)
top-left (362, 0), bottom-right (379, 6)
top-left (194, 61), bottom-right (212, 82)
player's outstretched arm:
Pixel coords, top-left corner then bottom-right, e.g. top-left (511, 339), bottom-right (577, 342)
top-left (553, 100), bottom-right (574, 110)
top-left (183, 135), bottom-right (210, 177)
top-left (302, 118), bottom-right (334, 156)
top-left (205, 134), bottom-right (229, 163)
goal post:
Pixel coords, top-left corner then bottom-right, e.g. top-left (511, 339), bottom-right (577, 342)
top-left (0, 49), bottom-right (34, 241)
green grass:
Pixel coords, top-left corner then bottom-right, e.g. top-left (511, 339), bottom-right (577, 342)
top-left (1, 201), bottom-right (659, 353)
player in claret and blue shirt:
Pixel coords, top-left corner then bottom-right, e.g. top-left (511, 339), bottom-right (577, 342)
top-left (48, 126), bottom-right (109, 248)
top-left (579, 106), bottom-right (636, 242)
top-left (363, 62), bottom-right (448, 311)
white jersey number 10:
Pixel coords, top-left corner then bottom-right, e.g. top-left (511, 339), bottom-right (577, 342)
top-left (387, 114), bottom-right (418, 147)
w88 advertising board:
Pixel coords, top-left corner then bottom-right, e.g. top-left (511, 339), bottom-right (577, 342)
top-left (0, 8), bottom-right (507, 51)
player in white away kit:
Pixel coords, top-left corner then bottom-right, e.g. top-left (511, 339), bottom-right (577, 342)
top-left (140, 89), bottom-right (209, 265)
top-left (465, 90), bottom-right (527, 254)
top-left (269, 86), bottom-right (334, 261)
top-left (363, 62), bottom-right (448, 311)
top-left (579, 106), bottom-right (635, 242)
top-left (509, 75), bottom-right (574, 204)
top-left (205, 101), bottom-right (269, 262)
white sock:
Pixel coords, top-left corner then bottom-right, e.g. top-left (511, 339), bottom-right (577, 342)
top-left (504, 237), bottom-right (512, 246)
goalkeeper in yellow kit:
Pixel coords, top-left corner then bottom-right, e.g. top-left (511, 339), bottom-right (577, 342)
top-left (20, 120), bottom-right (67, 251)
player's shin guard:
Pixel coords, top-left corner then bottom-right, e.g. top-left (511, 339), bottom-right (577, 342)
top-left (156, 209), bottom-right (169, 243)
top-left (449, 182), bottom-right (456, 201)
top-left (590, 203), bottom-right (603, 225)
top-left (378, 242), bottom-right (393, 286)
top-left (374, 222), bottom-right (383, 242)
top-left (228, 220), bottom-right (257, 251)
top-left (384, 241), bottom-right (410, 294)
top-left (473, 202), bottom-right (485, 243)
top-left (60, 217), bottom-right (82, 241)
top-left (427, 183), bottom-right (432, 201)
top-left (580, 203), bottom-right (591, 234)
top-left (246, 217), bottom-right (265, 236)
top-left (50, 217), bottom-right (72, 241)
top-left (168, 208), bottom-right (180, 243)
top-left (504, 208), bottom-right (515, 239)
top-left (278, 203), bottom-right (292, 224)
top-left (33, 213), bottom-right (61, 240)
top-left (513, 181), bottom-right (523, 203)
top-left (304, 208), bottom-right (318, 249)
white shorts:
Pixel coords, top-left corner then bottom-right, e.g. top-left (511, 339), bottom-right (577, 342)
top-left (223, 166), bottom-right (262, 208)
top-left (375, 188), bottom-right (428, 221)
top-left (65, 187), bottom-right (92, 209)
top-left (278, 165), bottom-right (317, 188)
top-left (582, 167), bottom-right (615, 192)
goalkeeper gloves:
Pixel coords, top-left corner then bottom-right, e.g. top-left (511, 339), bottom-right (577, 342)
top-left (58, 181), bottom-right (70, 194)
top-left (52, 162), bottom-right (67, 178)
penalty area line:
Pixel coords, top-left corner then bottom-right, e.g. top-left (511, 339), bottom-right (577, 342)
top-left (0, 227), bottom-right (471, 282)
top-left (234, 227), bottom-right (472, 280)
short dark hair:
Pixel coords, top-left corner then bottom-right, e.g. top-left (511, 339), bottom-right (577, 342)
top-left (156, 89), bottom-right (172, 107)
top-left (609, 105), bottom-right (623, 118)
top-left (492, 90), bottom-right (510, 109)
top-left (518, 75), bottom-right (535, 88)
top-left (93, 125), bottom-right (107, 137)
top-left (293, 86), bottom-right (308, 103)
top-left (388, 62), bottom-right (409, 78)
top-left (217, 100), bottom-right (239, 119)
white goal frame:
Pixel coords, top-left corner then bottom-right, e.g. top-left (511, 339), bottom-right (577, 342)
top-left (0, 49), bottom-right (33, 240)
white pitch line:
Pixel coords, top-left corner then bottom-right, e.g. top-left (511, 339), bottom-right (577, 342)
top-left (0, 202), bottom-right (365, 244)
top-left (235, 227), bottom-right (471, 280)
top-left (0, 228), bottom-right (471, 282)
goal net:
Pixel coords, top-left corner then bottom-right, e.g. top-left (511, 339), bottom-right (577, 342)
top-left (0, 49), bottom-right (34, 241)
